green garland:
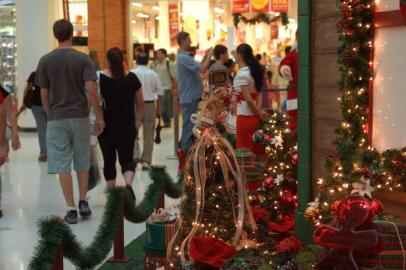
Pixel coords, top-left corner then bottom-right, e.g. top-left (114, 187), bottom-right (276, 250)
top-left (307, 0), bottom-right (406, 224)
top-left (29, 167), bottom-right (182, 270)
top-left (233, 12), bottom-right (289, 28)
top-left (124, 167), bottom-right (183, 223)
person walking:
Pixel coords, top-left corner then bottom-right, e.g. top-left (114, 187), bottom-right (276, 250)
top-left (176, 32), bottom-right (213, 153)
top-left (152, 48), bottom-right (177, 128)
top-left (17, 71), bottom-right (48, 161)
top-left (208, 44), bottom-right (231, 87)
top-left (0, 85), bottom-right (21, 218)
top-left (98, 47), bottom-right (144, 197)
top-left (233, 43), bottom-right (268, 153)
top-left (36, 19), bottom-right (105, 224)
top-left (131, 53), bottom-right (163, 170)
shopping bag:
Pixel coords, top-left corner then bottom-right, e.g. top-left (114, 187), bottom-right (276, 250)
top-left (88, 144), bottom-right (100, 191)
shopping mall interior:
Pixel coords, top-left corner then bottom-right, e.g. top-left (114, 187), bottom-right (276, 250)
top-left (1, 0), bottom-right (406, 269)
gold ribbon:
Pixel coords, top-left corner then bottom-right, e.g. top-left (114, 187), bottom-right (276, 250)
top-left (219, 136), bottom-right (257, 232)
top-left (167, 94), bottom-right (255, 267)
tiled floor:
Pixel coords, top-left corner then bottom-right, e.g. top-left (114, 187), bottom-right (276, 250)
top-left (0, 126), bottom-right (179, 270)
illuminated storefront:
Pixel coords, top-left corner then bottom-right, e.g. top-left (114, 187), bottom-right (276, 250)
top-left (0, 0), bottom-right (17, 93)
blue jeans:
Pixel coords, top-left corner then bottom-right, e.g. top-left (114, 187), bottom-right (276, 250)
top-left (181, 101), bottom-right (198, 151)
top-left (31, 105), bottom-right (48, 155)
top-left (161, 89), bottom-right (172, 125)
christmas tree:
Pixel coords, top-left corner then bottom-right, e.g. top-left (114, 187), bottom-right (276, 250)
top-left (167, 92), bottom-right (256, 270)
top-left (305, 0), bottom-right (405, 226)
top-left (238, 111), bottom-right (301, 268)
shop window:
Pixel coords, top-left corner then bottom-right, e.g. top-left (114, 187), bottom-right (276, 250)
top-left (63, 0), bottom-right (88, 50)
top-left (0, 3), bottom-right (17, 93)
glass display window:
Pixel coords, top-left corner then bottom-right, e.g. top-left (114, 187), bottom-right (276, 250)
top-left (0, 3), bottom-right (17, 93)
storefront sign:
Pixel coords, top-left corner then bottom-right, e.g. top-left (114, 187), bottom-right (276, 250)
top-left (252, 0), bottom-right (270, 13)
top-left (232, 0), bottom-right (250, 14)
top-left (271, 0), bottom-right (289, 12)
top-left (0, 0), bottom-right (15, 5)
top-left (168, 3), bottom-right (180, 47)
top-left (270, 19), bottom-right (279, 39)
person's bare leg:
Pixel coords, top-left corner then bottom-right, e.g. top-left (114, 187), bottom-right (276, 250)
top-left (77, 170), bottom-right (89, 201)
top-left (106, 180), bottom-right (116, 188)
top-left (123, 171), bottom-right (135, 186)
top-left (59, 173), bottom-right (75, 208)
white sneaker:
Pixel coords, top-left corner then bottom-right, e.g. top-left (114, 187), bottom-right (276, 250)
top-left (141, 162), bottom-right (150, 171)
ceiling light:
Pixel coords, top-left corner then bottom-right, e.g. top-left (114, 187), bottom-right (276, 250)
top-left (155, 16), bottom-right (160, 20)
top-left (131, 19), bottom-right (136, 24)
top-left (214, 7), bottom-right (225, 14)
top-left (132, 2), bottom-right (143, 8)
top-left (152, 5), bottom-right (160, 11)
top-left (137, 12), bottom-right (149, 18)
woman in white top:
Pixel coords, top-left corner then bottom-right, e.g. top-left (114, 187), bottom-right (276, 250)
top-left (233, 43), bottom-right (267, 152)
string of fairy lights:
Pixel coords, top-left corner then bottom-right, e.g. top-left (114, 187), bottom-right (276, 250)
top-left (306, 0), bottom-right (406, 225)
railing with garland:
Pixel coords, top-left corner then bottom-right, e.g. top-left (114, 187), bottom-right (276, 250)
top-left (28, 166), bottom-right (182, 270)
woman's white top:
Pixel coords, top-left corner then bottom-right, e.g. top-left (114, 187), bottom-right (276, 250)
top-left (233, 66), bottom-right (255, 116)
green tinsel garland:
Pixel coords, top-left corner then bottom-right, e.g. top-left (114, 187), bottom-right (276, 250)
top-left (309, 0), bottom-right (406, 225)
top-left (233, 12), bottom-right (289, 28)
top-left (29, 167), bottom-right (182, 270)
top-left (124, 167), bottom-right (182, 223)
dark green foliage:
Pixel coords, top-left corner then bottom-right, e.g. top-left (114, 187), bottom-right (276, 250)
top-left (312, 0), bottom-right (406, 224)
top-left (29, 168), bottom-right (182, 270)
top-left (233, 13), bottom-right (272, 28)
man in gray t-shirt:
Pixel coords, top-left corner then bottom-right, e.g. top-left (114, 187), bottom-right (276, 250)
top-left (37, 49), bottom-right (96, 120)
top-left (37, 19), bottom-right (105, 224)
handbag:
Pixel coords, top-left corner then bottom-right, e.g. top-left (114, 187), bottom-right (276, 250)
top-left (23, 83), bottom-right (34, 108)
top-left (155, 118), bottom-right (162, 144)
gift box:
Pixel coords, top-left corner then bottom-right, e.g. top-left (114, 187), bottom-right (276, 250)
top-left (144, 208), bottom-right (179, 257)
top-left (144, 221), bottom-right (177, 256)
top-left (144, 252), bottom-right (166, 270)
top-left (359, 221), bottom-right (406, 269)
top-left (236, 149), bottom-right (265, 185)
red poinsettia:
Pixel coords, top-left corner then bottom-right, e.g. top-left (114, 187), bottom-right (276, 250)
top-left (267, 216), bottom-right (295, 233)
top-left (251, 205), bottom-right (270, 222)
top-left (177, 150), bottom-right (187, 172)
top-left (276, 235), bottom-right (303, 253)
top-left (190, 237), bottom-right (236, 268)
top-left (291, 154), bottom-right (298, 165)
top-left (264, 177), bottom-right (274, 188)
top-left (246, 181), bottom-right (262, 191)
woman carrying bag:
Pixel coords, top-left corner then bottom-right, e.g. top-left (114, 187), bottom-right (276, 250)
top-left (18, 71), bottom-right (47, 162)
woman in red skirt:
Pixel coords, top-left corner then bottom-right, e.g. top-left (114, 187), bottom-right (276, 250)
top-left (233, 44), bottom-right (268, 153)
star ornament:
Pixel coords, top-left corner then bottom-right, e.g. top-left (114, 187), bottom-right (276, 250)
top-left (351, 177), bottom-right (374, 198)
top-left (275, 174), bottom-right (284, 185)
top-left (307, 197), bottom-right (320, 209)
top-left (271, 135), bottom-right (284, 148)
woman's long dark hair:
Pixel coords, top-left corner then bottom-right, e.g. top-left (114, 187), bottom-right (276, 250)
top-left (236, 43), bottom-right (264, 92)
top-left (107, 47), bottom-right (125, 82)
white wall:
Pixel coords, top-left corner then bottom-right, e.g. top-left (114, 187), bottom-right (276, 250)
top-left (376, 0), bottom-right (399, 12)
top-left (158, 1), bottom-right (170, 51)
top-left (372, 26), bottom-right (406, 151)
top-left (15, 0), bottom-right (61, 128)
top-left (372, 0), bottom-right (406, 150)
